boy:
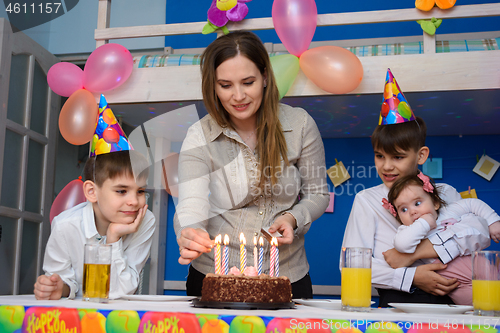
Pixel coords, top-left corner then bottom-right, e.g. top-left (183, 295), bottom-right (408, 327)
top-left (341, 69), bottom-right (493, 306)
top-left (34, 96), bottom-right (156, 300)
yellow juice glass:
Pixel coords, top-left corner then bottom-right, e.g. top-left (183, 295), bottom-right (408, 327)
top-left (472, 251), bottom-right (500, 316)
top-left (83, 244), bottom-right (112, 303)
top-left (341, 247), bottom-right (372, 312)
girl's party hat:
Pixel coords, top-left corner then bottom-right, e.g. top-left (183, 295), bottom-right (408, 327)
top-left (89, 95), bottom-right (132, 157)
top-left (379, 69), bottom-right (416, 125)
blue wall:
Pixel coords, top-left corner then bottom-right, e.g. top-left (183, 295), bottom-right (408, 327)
top-left (164, 134), bottom-right (500, 293)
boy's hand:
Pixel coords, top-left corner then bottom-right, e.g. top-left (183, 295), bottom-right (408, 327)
top-left (414, 263), bottom-right (459, 296)
top-left (383, 248), bottom-right (415, 268)
top-left (107, 205), bottom-right (148, 243)
top-left (268, 213), bottom-right (296, 245)
top-left (34, 274), bottom-right (64, 300)
top-left (177, 228), bottom-right (213, 265)
top-left (421, 213), bottom-right (437, 229)
top-left (489, 221), bottom-right (500, 243)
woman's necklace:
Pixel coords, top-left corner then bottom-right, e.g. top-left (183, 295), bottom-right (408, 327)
top-left (243, 130), bottom-right (255, 142)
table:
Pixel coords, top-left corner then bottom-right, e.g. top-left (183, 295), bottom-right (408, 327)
top-left (0, 295), bottom-right (498, 333)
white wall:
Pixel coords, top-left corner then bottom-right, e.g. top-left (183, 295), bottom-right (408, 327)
top-left (1, 0), bottom-right (166, 55)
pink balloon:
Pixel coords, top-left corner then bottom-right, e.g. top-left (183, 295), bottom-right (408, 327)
top-left (299, 46), bottom-right (364, 94)
top-left (47, 62), bottom-right (84, 97)
top-left (272, 0), bottom-right (317, 57)
top-left (83, 43), bottom-right (133, 93)
top-left (50, 178), bottom-right (86, 223)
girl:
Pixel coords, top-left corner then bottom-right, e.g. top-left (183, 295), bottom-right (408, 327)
top-left (385, 172), bottom-right (499, 305)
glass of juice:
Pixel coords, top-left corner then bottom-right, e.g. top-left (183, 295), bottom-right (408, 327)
top-left (341, 247), bottom-right (372, 312)
top-left (83, 244), bottom-right (112, 303)
top-left (472, 251), bottom-right (500, 316)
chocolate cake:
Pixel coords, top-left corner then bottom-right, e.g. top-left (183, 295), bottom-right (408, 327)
top-left (201, 273), bottom-right (292, 303)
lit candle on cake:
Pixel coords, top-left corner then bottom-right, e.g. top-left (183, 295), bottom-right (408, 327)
top-left (214, 234), bottom-right (221, 274)
top-left (270, 237), bottom-right (276, 277)
top-left (253, 234), bottom-right (258, 269)
top-left (239, 233), bottom-right (247, 272)
top-left (222, 234), bottom-right (229, 275)
top-left (258, 236), bottom-right (264, 275)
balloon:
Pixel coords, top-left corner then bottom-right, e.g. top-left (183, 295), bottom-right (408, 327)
top-left (272, 0), bottom-right (317, 57)
top-left (83, 43), bottom-right (133, 93)
top-left (162, 153), bottom-right (179, 197)
top-left (299, 46), bottom-right (364, 94)
top-left (270, 54), bottom-right (300, 99)
top-left (59, 89), bottom-right (98, 145)
top-left (47, 62), bottom-right (84, 97)
top-left (50, 178), bottom-right (86, 223)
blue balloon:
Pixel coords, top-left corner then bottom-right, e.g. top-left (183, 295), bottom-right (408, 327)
top-left (95, 117), bottom-right (107, 136)
top-left (117, 136), bottom-right (129, 151)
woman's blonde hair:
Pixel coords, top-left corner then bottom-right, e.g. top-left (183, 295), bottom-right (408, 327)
top-left (200, 31), bottom-right (288, 187)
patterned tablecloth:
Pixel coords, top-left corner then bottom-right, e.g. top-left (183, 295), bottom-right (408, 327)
top-left (0, 295), bottom-right (498, 333)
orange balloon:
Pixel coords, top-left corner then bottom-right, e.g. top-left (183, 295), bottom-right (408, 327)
top-left (59, 89), bottom-right (98, 145)
top-left (299, 46), bottom-right (363, 94)
top-left (161, 152), bottom-right (179, 197)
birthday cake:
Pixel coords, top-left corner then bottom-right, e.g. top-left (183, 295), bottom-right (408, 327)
top-left (201, 267), bottom-right (292, 303)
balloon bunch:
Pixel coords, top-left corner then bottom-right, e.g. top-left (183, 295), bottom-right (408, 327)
top-left (271, 0), bottom-right (363, 97)
top-left (48, 43), bottom-right (134, 145)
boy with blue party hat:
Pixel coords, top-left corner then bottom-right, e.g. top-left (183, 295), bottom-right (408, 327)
top-left (342, 69), bottom-right (491, 307)
top-left (34, 95), bottom-right (156, 300)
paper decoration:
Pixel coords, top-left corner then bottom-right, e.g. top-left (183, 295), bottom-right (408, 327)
top-left (460, 187), bottom-right (478, 199)
top-left (327, 159), bottom-right (351, 187)
top-left (473, 155), bottom-right (499, 181)
top-left (325, 192), bottom-right (335, 213)
top-left (422, 157), bottom-right (442, 179)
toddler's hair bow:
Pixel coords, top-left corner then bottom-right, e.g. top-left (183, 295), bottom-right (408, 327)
top-left (417, 172), bottom-right (434, 193)
top-left (382, 198), bottom-right (397, 217)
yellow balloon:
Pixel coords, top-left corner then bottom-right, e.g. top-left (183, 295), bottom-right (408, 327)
top-left (391, 82), bottom-right (400, 96)
top-left (95, 138), bottom-right (111, 155)
top-left (216, 0), bottom-right (237, 11)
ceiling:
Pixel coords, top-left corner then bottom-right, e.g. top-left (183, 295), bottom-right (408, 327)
top-left (111, 88), bottom-right (500, 140)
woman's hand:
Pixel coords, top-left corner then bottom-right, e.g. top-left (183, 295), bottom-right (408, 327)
top-left (413, 263), bottom-right (459, 296)
top-left (177, 228), bottom-right (214, 265)
top-left (268, 213), bottom-right (296, 245)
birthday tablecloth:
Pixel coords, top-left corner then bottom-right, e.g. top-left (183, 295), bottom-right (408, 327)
top-left (0, 295), bottom-right (498, 333)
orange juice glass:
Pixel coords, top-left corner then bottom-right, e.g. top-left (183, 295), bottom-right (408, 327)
top-left (472, 251), bottom-right (500, 316)
top-left (341, 247), bottom-right (372, 312)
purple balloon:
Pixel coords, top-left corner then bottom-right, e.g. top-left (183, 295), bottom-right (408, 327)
top-left (272, 0), bottom-right (317, 57)
top-left (83, 43), bottom-right (133, 93)
top-left (47, 62), bottom-right (84, 97)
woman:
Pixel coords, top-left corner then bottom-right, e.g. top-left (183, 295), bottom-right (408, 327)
top-left (174, 31), bottom-right (329, 298)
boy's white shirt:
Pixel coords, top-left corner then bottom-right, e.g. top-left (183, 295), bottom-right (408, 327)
top-left (342, 183), bottom-right (491, 292)
top-left (394, 198), bottom-right (497, 258)
top-left (43, 201), bottom-right (156, 299)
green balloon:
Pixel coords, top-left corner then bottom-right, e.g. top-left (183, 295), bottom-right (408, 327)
top-left (270, 54), bottom-right (300, 99)
top-left (398, 101), bottom-right (412, 119)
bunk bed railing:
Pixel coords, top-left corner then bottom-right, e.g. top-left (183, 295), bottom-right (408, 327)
top-left (95, 2), bottom-right (500, 54)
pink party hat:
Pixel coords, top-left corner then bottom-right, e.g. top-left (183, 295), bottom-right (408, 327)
top-left (378, 69), bottom-right (416, 125)
top-left (89, 95), bottom-right (132, 157)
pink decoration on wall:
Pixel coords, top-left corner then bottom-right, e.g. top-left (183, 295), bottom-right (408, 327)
top-left (325, 192), bottom-right (335, 213)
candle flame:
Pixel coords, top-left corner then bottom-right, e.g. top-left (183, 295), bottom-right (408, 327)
top-left (224, 234), bottom-right (229, 245)
top-left (240, 233), bottom-right (246, 245)
top-left (271, 237), bottom-right (278, 246)
top-left (259, 236), bottom-right (264, 246)
top-left (253, 235), bottom-right (257, 246)
top-left (215, 234), bottom-right (221, 244)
